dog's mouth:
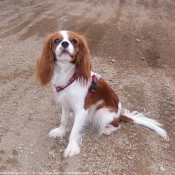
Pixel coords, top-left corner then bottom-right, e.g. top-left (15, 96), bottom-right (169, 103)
top-left (60, 50), bottom-right (71, 56)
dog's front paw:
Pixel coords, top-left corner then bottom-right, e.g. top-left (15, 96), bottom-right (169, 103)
top-left (64, 143), bottom-right (80, 158)
top-left (49, 127), bottom-right (65, 138)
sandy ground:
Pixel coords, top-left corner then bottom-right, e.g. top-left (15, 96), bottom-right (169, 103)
top-left (0, 0), bottom-right (175, 174)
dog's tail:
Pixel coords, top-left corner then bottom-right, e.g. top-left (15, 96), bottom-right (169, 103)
top-left (120, 109), bottom-right (169, 141)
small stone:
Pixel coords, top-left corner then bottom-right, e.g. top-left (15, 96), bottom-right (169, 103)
top-left (160, 167), bottom-right (165, 171)
top-left (117, 27), bottom-right (121, 30)
top-left (83, 154), bottom-right (87, 158)
top-left (136, 39), bottom-right (141, 42)
top-left (49, 150), bottom-right (55, 158)
top-left (128, 156), bottom-right (132, 159)
top-left (111, 59), bottom-right (116, 63)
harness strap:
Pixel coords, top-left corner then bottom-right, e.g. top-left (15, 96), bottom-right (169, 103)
top-left (55, 72), bottom-right (99, 101)
top-left (86, 75), bottom-right (98, 101)
top-left (55, 73), bottom-right (77, 93)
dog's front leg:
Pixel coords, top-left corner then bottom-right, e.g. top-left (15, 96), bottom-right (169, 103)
top-left (64, 109), bottom-right (87, 158)
top-left (49, 105), bottom-right (70, 139)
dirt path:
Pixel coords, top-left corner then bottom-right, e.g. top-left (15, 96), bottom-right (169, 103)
top-left (0, 0), bottom-right (175, 174)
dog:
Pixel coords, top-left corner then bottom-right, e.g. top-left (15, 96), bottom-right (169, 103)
top-left (35, 30), bottom-right (169, 158)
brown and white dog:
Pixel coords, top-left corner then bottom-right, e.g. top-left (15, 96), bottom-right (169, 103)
top-left (35, 30), bottom-right (169, 158)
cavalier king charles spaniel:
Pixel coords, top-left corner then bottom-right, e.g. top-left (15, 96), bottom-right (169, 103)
top-left (35, 30), bottom-right (169, 158)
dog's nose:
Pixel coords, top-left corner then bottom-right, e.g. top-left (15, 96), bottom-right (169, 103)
top-left (61, 41), bottom-right (69, 48)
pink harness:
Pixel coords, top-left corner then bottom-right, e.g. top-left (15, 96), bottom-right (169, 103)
top-left (85, 75), bottom-right (98, 101)
top-left (55, 73), bottom-right (98, 101)
top-left (55, 73), bottom-right (77, 93)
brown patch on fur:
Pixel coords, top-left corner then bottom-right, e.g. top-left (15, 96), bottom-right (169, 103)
top-left (110, 118), bottom-right (120, 127)
top-left (85, 78), bottom-right (120, 110)
top-left (85, 78), bottom-right (134, 128)
top-left (120, 114), bottom-right (134, 123)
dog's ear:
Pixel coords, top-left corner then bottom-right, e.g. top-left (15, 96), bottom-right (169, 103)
top-left (75, 35), bottom-right (92, 84)
top-left (35, 34), bottom-right (55, 86)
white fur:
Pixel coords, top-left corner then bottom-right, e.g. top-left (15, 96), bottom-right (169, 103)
top-left (55, 31), bottom-right (74, 62)
top-left (50, 63), bottom-right (89, 157)
top-left (88, 101), bottom-right (122, 135)
top-left (122, 109), bottom-right (169, 141)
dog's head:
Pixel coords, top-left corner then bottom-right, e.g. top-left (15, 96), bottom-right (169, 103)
top-left (35, 31), bottom-right (92, 85)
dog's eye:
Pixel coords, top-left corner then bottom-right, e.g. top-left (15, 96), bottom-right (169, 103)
top-left (54, 39), bottom-right (61, 44)
top-left (71, 39), bottom-right (77, 44)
